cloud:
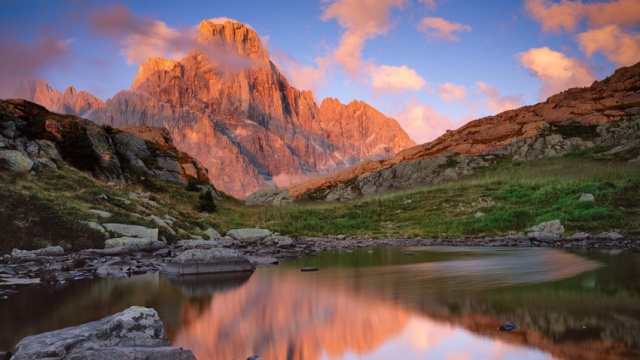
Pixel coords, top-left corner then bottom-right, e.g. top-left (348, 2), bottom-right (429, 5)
top-left (393, 98), bottom-right (458, 144)
top-left (418, 0), bottom-right (437, 10)
top-left (517, 47), bottom-right (596, 99)
top-left (321, 0), bottom-right (406, 77)
top-left (438, 82), bottom-right (467, 103)
top-left (0, 36), bottom-right (69, 98)
top-left (89, 4), bottom-right (253, 70)
top-left (586, 0), bottom-right (640, 28)
top-left (371, 65), bottom-right (426, 94)
top-left (577, 24), bottom-right (640, 66)
top-left (270, 50), bottom-right (330, 94)
top-left (475, 82), bottom-right (524, 113)
top-left (418, 17), bottom-right (472, 41)
top-left (523, 0), bottom-right (586, 33)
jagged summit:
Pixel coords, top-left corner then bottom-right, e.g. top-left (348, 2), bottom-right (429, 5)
top-left (15, 19), bottom-right (415, 197)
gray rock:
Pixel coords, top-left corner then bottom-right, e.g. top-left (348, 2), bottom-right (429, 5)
top-left (525, 220), bottom-right (565, 235)
top-left (103, 223), bottom-right (158, 241)
top-left (579, 193), bottom-right (595, 202)
top-left (0, 150), bottom-right (34, 172)
top-left (148, 215), bottom-right (176, 235)
top-left (12, 306), bottom-right (195, 360)
top-left (595, 232), bottom-right (625, 240)
top-left (226, 228), bottom-right (272, 243)
top-left (566, 232), bottom-right (592, 241)
top-left (11, 246), bottom-right (64, 257)
top-left (161, 248), bottom-right (255, 275)
top-left (272, 236), bottom-right (294, 249)
top-left (474, 211), bottom-right (485, 218)
top-left (175, 240), bottom-right (221, 249)
top-left (89, 209), bottom-right (113, 218)
top-left (80, 221), bottom-right (109, 237)
top-left (203, 228), bottom-right (221, 240)
top-left (96, 259), bottom-right (136, 277)
top-left (527, 232), bottom-right (560, 242)
top-left (105, 237), bottom-right (166, 251)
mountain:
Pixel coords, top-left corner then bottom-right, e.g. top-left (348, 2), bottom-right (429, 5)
top-left (13, 79), bottom-right (104, 118)
top-left (245, 61), bottom-right (640, 203)
top-left (17, 20), bottom-right (415, 197)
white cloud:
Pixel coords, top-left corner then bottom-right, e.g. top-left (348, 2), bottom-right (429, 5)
top-left (438, 82), bottom-right (467, 103)
top-left (577, 24), bottom-right (640, 66)
top-left (475, 82), bottom-right (524, 114)
top-left (393, 98), bottom-right (458, 144)
top-left (321, 0), bottom-right (406, 77)
top-left (418, 17), bottom-right (471, 41)
top-left (517, 47), bottom-right (596, 100)
top-left (371, 65), bottom-right (426, 94)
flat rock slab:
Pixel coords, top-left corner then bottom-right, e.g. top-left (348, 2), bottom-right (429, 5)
top-left (226, 228), bottom-right (272, 243)
top-left (105, 237), bottom-right (166, 252)
top-left (12, 306), bottom-right (195, 360)
top-left (175, 240), bottom-right (221, 249)
top-left (11, 246), bottom-right (64, 257)
top-left (161, 248), bottom-right (255, 275)
top-left (103, 223), bottom-right (159, 241)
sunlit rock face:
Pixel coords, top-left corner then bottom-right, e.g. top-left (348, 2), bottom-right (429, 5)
top-left (82, 20), bottom-right (414, 197)
top-left (13, 79), bottom-right (104, 118)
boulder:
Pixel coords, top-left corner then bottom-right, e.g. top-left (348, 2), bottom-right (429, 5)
top-left (80, 221), bottom-right (109, 237)
top-left (579, 193), bottom-right (595, 202)
top-left (161, 248), bottom-right (255, 275)
top-left (11, 246), bottom-right (64, 257)
top-left (203, 228), bottom-right (222, 240)
top-left (595, 232), bottom-right (625, 240)
top-left (525, 220), bottom-right (565, 235)
top-left (103, 223), bottom-right (159, 241)
top-left (175, 239), bottom-right (221, 249)
top-left (566, 232), bottom-right (592, 241)
top-left (105, 237), bottom-right (166, 251)
top-left (11, 306), bottom-right (195, 360)
top-left (0, 150), bottom-right (34, 172)
top-left (89, 209), bottom-right (112, 218)
top-left (226, 228), bottom-right (272, 243)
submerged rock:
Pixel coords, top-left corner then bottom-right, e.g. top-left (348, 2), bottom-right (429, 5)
top-left (499, 321), bottom-right (519, 331)
top-left (12, 306), bottom-right (195, 359)
top-left (161, 248), bottom-right (255, 275)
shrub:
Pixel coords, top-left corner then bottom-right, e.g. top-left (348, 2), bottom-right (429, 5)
top-left (198, 188), bottom-right (217, 212)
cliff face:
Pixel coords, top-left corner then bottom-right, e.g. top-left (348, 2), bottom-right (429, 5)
top-left (0, 99), bottom-right (210, 187)
top-left (278, 61), bottom-right (640, 201)
top-left (80, 20), bottom-right (414, 197)
top-left (13, 79), bottom-right (104, 118)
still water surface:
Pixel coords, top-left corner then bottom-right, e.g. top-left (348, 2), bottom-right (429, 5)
top-left (1, 247), bottom-right (639, 359)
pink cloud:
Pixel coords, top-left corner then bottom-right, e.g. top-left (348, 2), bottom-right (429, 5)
top-left (418, 17), bottom-right (472, 41)
top-left (371, 65), bottom-right (426, 94)
top-left (0, 36), bottom-right (69, 99)
top-left (586, 0), bottom-right (640, 28)
top-left (321, 0), bottom-right (406, 77)
top-left (517, 47), bottom-right (596, 100)
top-left (438, 82), bottom-right (467, 103)
top-left (393, 98), bottom-right (458, 144)
top-left (524, 0), bottom-right (586, 33)
top-left (577, 24), bottom-right (640, 66)
top-left (475, 81), bottom-right (524, 114)
top-left (270, 50), bottom-right (330, 95)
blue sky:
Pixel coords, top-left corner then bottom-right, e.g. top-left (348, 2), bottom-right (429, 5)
top-left (1, 0), bottom-right (638, 143)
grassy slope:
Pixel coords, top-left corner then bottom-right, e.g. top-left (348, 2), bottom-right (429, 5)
top-left (1, 154), bottom-right (639, 254)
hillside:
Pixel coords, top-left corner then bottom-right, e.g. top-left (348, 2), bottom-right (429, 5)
top-left (246, 61), bottom-right (640, 204)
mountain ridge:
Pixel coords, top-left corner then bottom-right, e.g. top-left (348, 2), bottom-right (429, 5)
top-left (14, 20), bottom-right (415, 197)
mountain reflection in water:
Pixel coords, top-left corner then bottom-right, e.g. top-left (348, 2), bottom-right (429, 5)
top-left (2, 247), bottom-right (638, 359)
top-left (170, 248), bottom-right (602, 360)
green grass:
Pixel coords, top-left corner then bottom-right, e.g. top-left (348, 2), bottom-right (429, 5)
top-left (242, 157), bottom-right (640, 239)
top-left (1, 156), bottom-right (639, 254)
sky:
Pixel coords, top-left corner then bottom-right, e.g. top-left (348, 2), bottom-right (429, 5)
top-left (1, 0), bottom-right (638, 144)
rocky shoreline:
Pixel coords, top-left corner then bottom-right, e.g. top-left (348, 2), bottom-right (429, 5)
top-left (1, 232), bottom-right (639, 299)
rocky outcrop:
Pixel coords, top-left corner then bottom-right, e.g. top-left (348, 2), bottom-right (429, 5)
top-left (283, 62), bottom-right (640, 201)
top-left (23, 20), bottom-right (413, 197)
top-left (161, 248), bottom-right (255, 275)
top-left (0, 99), bottom-right (211, 187)
top-left (12, 306), bottom-right (195, 360)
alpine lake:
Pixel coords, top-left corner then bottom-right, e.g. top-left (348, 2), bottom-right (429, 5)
top-left (1, 246), bottom-right (639, 360)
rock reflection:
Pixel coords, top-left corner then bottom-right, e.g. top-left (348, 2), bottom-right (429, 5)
top-left (162, 272), bottom-right (253, 298)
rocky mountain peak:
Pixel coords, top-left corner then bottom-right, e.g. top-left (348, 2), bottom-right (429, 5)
top-left (197, 19), bottom-right (269, 64)
top-left (131, 57), bottom-right (183, 91)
